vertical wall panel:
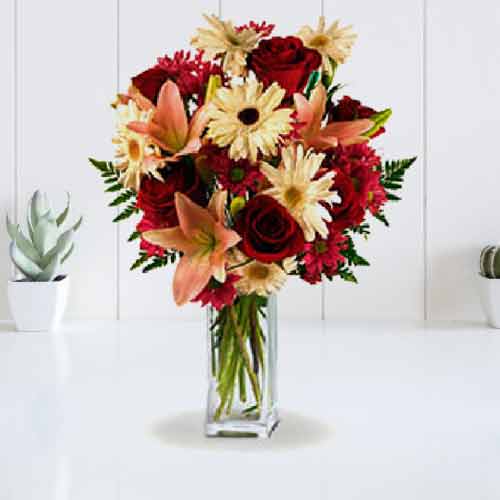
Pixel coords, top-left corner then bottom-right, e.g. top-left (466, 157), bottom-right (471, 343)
top-left (119, 0), bottom-right (218, 320)
top-left (222, 0), bottom-right (324, 320)
top-left (427, 1), bottom-right (500, 320)
top-left (324, 0), bottom-right (424, 319)
top-left (18, 0), bottom-right (118, 319)
top-left (0, 0), bottom-right (15, 319)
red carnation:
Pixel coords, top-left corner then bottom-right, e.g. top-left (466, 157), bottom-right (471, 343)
top-left (236, 21), bottom-right (275, 37)
top-left (136, 216), bottom-right (165, 257)
top-left (248, 36), bottom-right (321, 98)
top-left (201, 144), bottom-right (263, 195)
top-left (325, 144), bottom-right (382, 231)
top-left (192, 274), bottom-right (241, 310)
top-left (331, 96), bottom-right (386, 138)
top-left (236, 195), bottom-right (305, 263)
top-left (301, 228), bottom-right (348, 284)
top-left (132, 50), bottom-right (222, 104)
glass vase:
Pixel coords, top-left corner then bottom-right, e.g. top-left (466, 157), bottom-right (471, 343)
top-left (205, 293), bottom-right (278, 438)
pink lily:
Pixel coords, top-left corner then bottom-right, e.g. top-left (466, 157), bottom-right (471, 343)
top-left (143, 191), bottom-right (241, 306)
top-left (128, 80), bottom-right (209, 162)
top-left (293, 84), bottom-right (373, 150)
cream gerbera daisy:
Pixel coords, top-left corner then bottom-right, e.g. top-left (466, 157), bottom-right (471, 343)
top-left (191, 14), bottom-right (261, 76)
top-left (234, 257), bottom-right (296, 297)
top-left (206, 79), bottom-right (292, 163)
top-left (297, 16), bottom-right (357, 74)
top-left (112, 100), bottom-right (163, 191)
top-left (261, 144), bottom-right (340, 242)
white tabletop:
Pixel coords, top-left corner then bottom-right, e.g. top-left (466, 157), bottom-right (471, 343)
top-left (1, 319), bottom-right (499, 499)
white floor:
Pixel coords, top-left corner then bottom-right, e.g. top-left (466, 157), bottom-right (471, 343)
top-left (1, 319), bottom-right (499, 499)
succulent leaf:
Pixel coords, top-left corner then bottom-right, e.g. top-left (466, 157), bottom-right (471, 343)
top-left (61, 243), bottom-right (75, 265)
top-left (56, 192), bottom-right (71, 227)
top-left (33, 212), bottom-right (59, 256)
top-left (9, 242), bottom-right (43, 280)
top-left (36, 253), bottom-right (60, 282)
top-left (6, 214), bottom-right (41, 263)
top-left (40, 229), bottom-right (74, 269)
top-left (72, 216), bottom-right (83, 232)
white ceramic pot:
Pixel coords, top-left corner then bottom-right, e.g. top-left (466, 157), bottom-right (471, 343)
top-left (477, 273), bottom-right (500, 328)
top-left (7, 276), bottom-right (70, 332)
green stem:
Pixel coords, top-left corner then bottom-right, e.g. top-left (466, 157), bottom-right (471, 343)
top-left (229, 307), bottom-right (261, 411)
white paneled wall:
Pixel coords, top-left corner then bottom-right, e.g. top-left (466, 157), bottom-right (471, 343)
top-left (1, 0), bottom-right (495, 321)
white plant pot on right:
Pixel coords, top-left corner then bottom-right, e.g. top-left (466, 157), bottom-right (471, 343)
top-left (476, 273), bottom-right (500, 328)
top-left (7, 276), bottom-right (70, 332)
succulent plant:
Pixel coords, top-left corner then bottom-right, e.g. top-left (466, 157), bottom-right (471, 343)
top-left (480, 245), bottom-right (500, 278)
top-left (6, 191), bottom-right (82, 282)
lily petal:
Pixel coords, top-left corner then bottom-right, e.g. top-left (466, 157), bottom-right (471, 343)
top-left (293, 93), bottom-right (314, 136)
top-left (214, 221), bottom-right (241, 251)
top-left (309, 84), bottom-right (327, 130)
top-left (173, 255), bottom-right (212, 306)
top-left (322, 119), bottom-right (373, 144)
top-left (143, 226), bottom-right (198, 255)
top-left (207, 191), bottom-right (228, 223)
top-left (127, 121), bottom-right (149, 134)
top-left (154, 81), bottom-right (189, 152)
top-left (187, 105), bottom-right (210, 142)
top-left (175, 192), bottom-right (215, 239)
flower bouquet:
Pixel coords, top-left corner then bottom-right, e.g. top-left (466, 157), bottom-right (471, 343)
top-left (90, 15), bottom-right (415, 437)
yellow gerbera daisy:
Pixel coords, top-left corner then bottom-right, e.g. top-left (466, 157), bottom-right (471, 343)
top-left (112, 100), bottom-right (163, 191)
top-left (191, 14), bottom-right (261, 76)
top-left (234, 255), bottom-right (296, 297)
top-left (261, 144), bottom-right (339, 242)
top-left (206, 79), bottom-right (292, 162)
top-left (297, 16), bottom-right (357, 74)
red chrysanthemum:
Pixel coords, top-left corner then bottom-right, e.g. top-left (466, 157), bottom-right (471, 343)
top-left (301, 228), bottom-right (348, 284)
top-left (330, 96), bottom-right (386, 138)
top-left (132, 50), bottom-right (222, 104)
top-left (323, 143), bottom-right (383, 230)
top-left (235, 21), bottom-right (275, 37)
top-left (192, 274), bottom-right (241, 310)
top-left (201, 144), bottom-right (263, 195)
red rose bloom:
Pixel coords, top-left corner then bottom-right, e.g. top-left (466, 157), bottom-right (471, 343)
top-left (331, 96), bottom-right (386, 138)
top-left (137, 162), bottom-right (206, 228)
top-left (202, 144), bottom-right (263, 195)
top-left (248, 36), bottom-right (321, 98)
top-left (192, 274), bottom-right (241, 310)
top-left (132, 50), bottom-right (222, 104)
top-left (236, 195), bottom-right (305, 263)
top-left (301, 228), bottom-right (348, 284)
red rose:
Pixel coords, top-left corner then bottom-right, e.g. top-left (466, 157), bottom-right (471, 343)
top-left (330, 96), bottom-right (386, 137)
top-left (132, 66), bottom-right (169, 104)
top-left (236, 195), bottom-right (304, 263)
top-left (248, 36), bottom-right (321, 98)
top-left (136, 216), bottom-right (165, 257)
top-left (137, 162), bottom-right (206, 228)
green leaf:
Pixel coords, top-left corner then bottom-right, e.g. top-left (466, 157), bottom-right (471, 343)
top-left (130, 252), bottom-right (150, 271)
top-left (113, 202), bottom-right (139, 223)
top-left (128, 230), bottom-right (141, 242)
top-left (105, 183), bottom-right (123, 193)
top-left (88, 157), bottom-right (109, 172)
top-left (380, 157), bottom-right (416, 198)
top-left (341, 235), bottom-right (370, 267)
top-left (373, 210), bottom-right (389, 227)
top-left (363, 108), bottom-right (392, 138)
top-left (304, 70), bottom-right (320, 98)
top-left (109, 190), bottom-right (135, 207)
